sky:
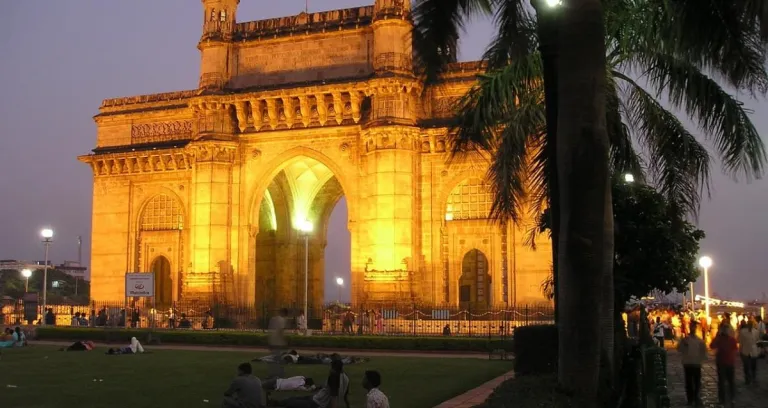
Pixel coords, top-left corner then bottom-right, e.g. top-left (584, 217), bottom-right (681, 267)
top-left (0, 1), bottom-right (766, 302)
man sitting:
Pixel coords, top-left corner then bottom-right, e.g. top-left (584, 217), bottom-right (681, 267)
top-left (279, 360), bottom-right (349, 408)
top-left (223, 362), bottom-right (263, 408)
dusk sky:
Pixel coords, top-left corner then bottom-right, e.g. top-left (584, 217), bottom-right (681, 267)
top-left (1, 1), bottom-right (766, 302)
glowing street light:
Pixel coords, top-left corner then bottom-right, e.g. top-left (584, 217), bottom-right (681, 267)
top-left (21, 269), bottom-right (32, 292)
top-left (336, 277), bottom-right (344, 303)
top-left (624, 173), bottom-right (635, 183)
top-left (41, 228), bottom-right (54, 324)
top-left (545, 0), bottom-right (562, 7)
top-left (298, 220), bottom-right (313, 331)
top-left (698, 256), bottom-right (713, 318)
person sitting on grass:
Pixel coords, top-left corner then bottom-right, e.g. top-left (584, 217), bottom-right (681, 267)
top-left (222, 362), bottom-right (263, 408)
top-left (106, 337), bottom-right (145, 355)
top-left (12, 327), bottom-right (27, 347)
top-left (362, 370), bottom-right (389, 408)
top-left (278, 359), bottom-right (349, 408)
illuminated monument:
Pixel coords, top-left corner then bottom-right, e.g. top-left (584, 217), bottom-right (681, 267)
top-left (79, 0), bottom-right (551, 309)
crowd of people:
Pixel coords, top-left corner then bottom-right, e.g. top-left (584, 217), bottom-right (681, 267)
top-left (671, 311), bottom-right (767, 407)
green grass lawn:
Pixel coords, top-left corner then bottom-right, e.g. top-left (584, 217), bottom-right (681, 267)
top-left (0, 346), bottom-right (511, 408)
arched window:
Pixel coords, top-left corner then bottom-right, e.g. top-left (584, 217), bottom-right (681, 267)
top-left (459, 249), bottom-right (491, 307)
top-left (445, 178), bottom-right (493, 220)
top-left (210, 9), bottom-right (217, 21)
top-left (140, 195), bottom-right (183, 231)
top-left (220, 10), bottom-right (227, 22)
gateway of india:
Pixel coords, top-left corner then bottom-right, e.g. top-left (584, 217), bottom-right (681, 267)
top-left (79, 0), bottom-right (551, 310)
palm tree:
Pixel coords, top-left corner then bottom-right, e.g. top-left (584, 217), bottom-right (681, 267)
top-left (412, 0), bottom-right (768, 402)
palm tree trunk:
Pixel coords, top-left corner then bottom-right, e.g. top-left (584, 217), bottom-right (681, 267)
top-left (555, 0), bottom-right (613, 405)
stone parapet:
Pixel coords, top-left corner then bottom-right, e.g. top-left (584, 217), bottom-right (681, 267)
top-left (234, 7), bottom-right (375, 41)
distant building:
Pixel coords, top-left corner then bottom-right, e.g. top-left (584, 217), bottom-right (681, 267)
top-left (57, 261), bottom-right (88, 279)
top-left (0, 259), bottom-right (88, 280)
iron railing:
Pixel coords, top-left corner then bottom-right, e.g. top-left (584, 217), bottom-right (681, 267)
top-left (2, 299), bottom-right (553, 338)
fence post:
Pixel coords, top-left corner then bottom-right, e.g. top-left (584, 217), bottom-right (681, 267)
top-left (469, 303), bottom-right (473, 337)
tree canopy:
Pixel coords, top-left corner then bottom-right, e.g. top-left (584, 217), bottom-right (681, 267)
top-left (539, 177), bottom-right (705, 304)
top-left (0, 269), bottom-right (90, 305)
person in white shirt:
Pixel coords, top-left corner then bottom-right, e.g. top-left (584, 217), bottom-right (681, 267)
top-left (297, 311), bottom-right (307, 334)
top-left (653, 317), bottom-right (668, 348)
top-left (268, 308), bottom-right (288, 378)
top-left (737, 321), bottom-right (760, 384)
top-left (677, 321), bottom-right (707, 406)
top-left (362, 370), bottom-right (389, 408)
top-left (263, 376), bottom-right (315, 392)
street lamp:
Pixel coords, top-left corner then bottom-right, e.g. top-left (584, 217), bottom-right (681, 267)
top-left (531, 0), bottom-right (563, 324)
top-left (336, 277), bottom-right (344, 303)
top-left (624, 173), bottom-right (635, 183)
top-left (21, 269), bottom-right (32, 292)
top-left (698, 256), bottom-right (713, 318)
top-left (298, 220), bottom-right (313, 327)
top-left (41, 228), bottom-right (54, 325)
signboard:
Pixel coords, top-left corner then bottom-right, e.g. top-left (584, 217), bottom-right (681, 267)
top-left (125, 273), bottom-right (154, 297)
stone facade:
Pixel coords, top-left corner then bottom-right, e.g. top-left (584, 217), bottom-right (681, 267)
top-left (79, 0), bottom-right (551, 309)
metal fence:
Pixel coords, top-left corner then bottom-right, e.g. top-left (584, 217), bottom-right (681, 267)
top-left (1, 299), bottom-right (554, 338)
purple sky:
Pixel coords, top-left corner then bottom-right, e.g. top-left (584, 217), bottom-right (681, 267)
top-left (1, 1), bottom-right (766, 302)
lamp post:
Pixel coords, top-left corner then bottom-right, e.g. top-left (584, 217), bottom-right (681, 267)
top-left (336, 277), bottom-right (344, 304)
top-left (41, 228), bottom-right (54, 324)
top-left (21, 269), bottom-right (32, 292)
top-left (298, 220), bottom-right (313, 326)
top-left (531, 0), bottom-right (562, 323)
top-left (698, 256), bottom-right (713, 319)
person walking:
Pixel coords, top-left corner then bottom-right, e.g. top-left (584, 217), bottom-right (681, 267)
top-left (737, 320), bottom-right (760, 384)
top-left (653, 316), bottom-right (668, 348)
top-left (710, 328), bottom-right (739, 407)
top-left (268, 308), bottom-right (288, 378)
top-left (677, 321), bottom-right (707, 406)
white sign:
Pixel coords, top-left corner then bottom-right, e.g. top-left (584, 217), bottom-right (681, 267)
top-left (125, 273), bottom-right (154, 297)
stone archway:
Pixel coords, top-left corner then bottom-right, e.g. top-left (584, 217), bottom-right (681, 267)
top-left (150, 255), bottom-right (173, 307)
top-left (459, 249), bottom-right (491, 310)
top-left (250, 154), bottom-right (349, 311)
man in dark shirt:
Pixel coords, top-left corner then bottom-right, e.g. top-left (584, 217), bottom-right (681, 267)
top-left (223, 362), bottom-right (263, 408)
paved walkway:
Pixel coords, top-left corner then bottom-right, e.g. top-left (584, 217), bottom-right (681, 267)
top-left (667, 350), bottom-right (768, 407)
top-left (34, 340), bottom-right (489, 359)
top-left (433, 371), bottom-right (513, 408)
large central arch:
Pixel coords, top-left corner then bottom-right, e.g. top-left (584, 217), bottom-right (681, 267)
top-left (247, 147), bottom-right (356, 311)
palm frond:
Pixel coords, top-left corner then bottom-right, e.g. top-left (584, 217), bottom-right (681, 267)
top-left (617, 71), bottom-right (711, 216)
top-left (412, 0), bottom-right (493, 84)
top-left (483, 0), bottom-right (538, 70)
top-left (637, 52), bottom-right (766, 178)
top-left (606, 70), bottom-right (645, 179)
top-left (449, 53), bottom-right (544, 158)
top-left (631, 0), bottom-right (768, 93)
top-left (446, 54), bottom-right (545, 224)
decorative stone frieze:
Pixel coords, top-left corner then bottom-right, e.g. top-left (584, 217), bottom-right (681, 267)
top-left (79, 150), bottom-right (194, 177)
